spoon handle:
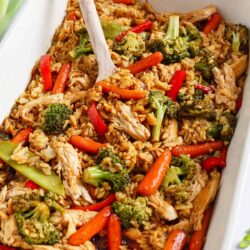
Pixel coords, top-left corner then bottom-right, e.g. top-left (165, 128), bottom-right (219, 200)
top-left (79, 0), bottom-right (117, 82)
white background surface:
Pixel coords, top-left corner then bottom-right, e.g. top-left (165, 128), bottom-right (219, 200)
top-left (0, 0), bottom-right (250, 249)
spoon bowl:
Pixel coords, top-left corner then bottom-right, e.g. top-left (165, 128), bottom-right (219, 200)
top-left (78, 0), bottom-right (117, 82)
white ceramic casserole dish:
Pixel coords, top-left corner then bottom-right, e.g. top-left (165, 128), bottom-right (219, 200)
top-left (0, 0), bottom-right (249, 249)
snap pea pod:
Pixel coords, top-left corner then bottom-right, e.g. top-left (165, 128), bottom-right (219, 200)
top-left (0, 0), bottom-right (24, 38)
top-left (0, 141), bottom-right (65, 196)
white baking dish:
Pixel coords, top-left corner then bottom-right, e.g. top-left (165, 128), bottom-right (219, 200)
top-left (0, 0), bottom-right (249, 249)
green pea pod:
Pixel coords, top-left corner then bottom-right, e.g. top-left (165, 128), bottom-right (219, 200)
top-left (0, 0), bottom-right (24, 38)
top-left (0, 141), bottom-right (65, 196)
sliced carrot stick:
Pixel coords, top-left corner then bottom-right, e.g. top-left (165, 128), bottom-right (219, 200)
top-left (11, 128), bottom-right (33, 144)
top-left (69, 135), bottom-right (105, 154)
top-left (108, 214), bottom-right (122, 250)
top-left (72, 194), bottom-right (116, 212)
top-left (164, 230), bottom-right (187, 250)
top-left (113, 0), bottom-right (134, 4)
top-left (127, 52), bottom-right (163, 75)
top-left (52, 63), bottom-right (71, 94)
top-left (96, 81), bottom-right (146, 100)
top-left (203, 13), bottom-right (222, 35)
top-left (189, 207), bottom-right (213, 250)
top-left (69, 206), bottom-right (112, 245)
top-left (172, 141), bottom-right (223, 158)
top-left (137, 149), bottom-right (172, 196)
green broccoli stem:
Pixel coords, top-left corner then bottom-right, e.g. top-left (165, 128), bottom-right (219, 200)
top-left (166, 15), bottom-right (180, 40)
top-left (152, 105), bottom-right (167, 142)
top-left (232, 32), bottom-right (240, 53)
top-left (69, 47), bottom-right (93, 59)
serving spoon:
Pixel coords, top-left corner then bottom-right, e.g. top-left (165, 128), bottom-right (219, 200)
top-left (78, 0), bottom-right (117, 82)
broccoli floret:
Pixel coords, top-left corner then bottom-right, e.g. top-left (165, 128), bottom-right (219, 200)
top-left (163, 156), bottom-right (199, 203)
top-left (207, 122), bottom-right (223, 139)
top-left (195, 58), bottom-right (215, 83)
top-left (112, 197), bottom-right (152, 228)
top-left (44, 192), bottom-right (66, 213)
top-left (15, 201), bottom-right (61, 245)
top-left (164, 37), bottom-right (190, 64)
top-left (206, 112), bottom-right (236, 141)
top-left (96, 147), bottom-right (125, 168)
top-left (183, 24), bottom-right (202, 57)
top-left (148, 17), bottom-right (202, 65)
top-left (83, 166), bottom-right (130, 192)
top-left (148, 91), bottom-right (179, 142)
top-left (69, 29), bottom-right (93, 59)
top-left (43, 103), bottom-right (72, 134)
top-left (180, 99), bottom-right (216, 120)
top-left (148, 39), bottom-right (169, 63)
top-left (218, 112), bottom-right (237, 141)
top-left (12, 193), bottom-right (42, 213)
top-left (101, 21), bottom-right (128, 41)
top-left (161, 155), bottom-right (195, 188)
top-left (114, 32), bottom-right (145, 60)
top-left (225, 24), bottom-right (249, 53)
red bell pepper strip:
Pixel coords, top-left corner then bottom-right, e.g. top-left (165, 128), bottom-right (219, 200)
top-left (236, 95), bottom-right (243, 111)
top-left (69, 206), bottom-right (112, 245)
top-left (167, 70), bottom-right (187, 101)
top-left (52, 63), bottom-right (71, 94)
top-left (172, 141), bottom-right (223, 158)
top-left (127, 52), bottom-right (163, 75)
top-left (116, 20), bottom-right (153, 42)
top-left (189, 207), bottom-right (213, 250)
top-left (201, 156), bottom-right (226, 171)
top-left (87, 103), bottom-right (108, 136)
top-left (195, 84), bottom-right (214, 94)
top-left (40, 55), bottom-right (53, 92)
top-left (69, 135), bottom-right (105, 154)
top-left (201, 146), bottom-right (228, 171)
top-left (96, 81), bottom-right (146, 100)
top-left (0, 246), bottom-right (17, 250)
top-left (203, 13), bottom-right (222, 35)
top-left (108, 214), bottom-right (122, 250)
top-left (67, 11), bottom-right (77, 21)
top-left (25, 180), bottom-right (40, 190)
top-left (72, 193), bottom-right (116, 211)
top-left (220, 147), bottom-right (228, 162)
top-left (11, 128), bottom-right (33, 144)
top-left (164, 230), bottom-right (187, 250)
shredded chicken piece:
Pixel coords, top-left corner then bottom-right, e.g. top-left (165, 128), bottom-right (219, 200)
top-left (34, 242), bottom-right (95, 250)
top-left (231, 55), bottom-right (248, 79)
top-left (29, 129), bottom-right (49, 151)
top-left (162, 119), bottom-right (183, 148)
top-left (125, 227), bottom-right (142, 241)
top-left (65, 91), bottom-right (87, 103)
top-left (213, 63), bottom-right (239, 111)
top-left (182, 5), bottom-right (216, 23)
top-left (148, 191), bottom-right (178, 221)
top-left (61, 210), bottom-right (97, 239)
top-left (190, 170), bottom-right (221, 230)
top-left (112, 102), bottom-right (150, 142)
top-left (18, 94), bottom-right (65, 125)
top-left (0, 215), bottom-right (31, 249)
top-left (167, 219), bottom-right (192, 233)
top-left (53, 142), bottom-right (93, 204)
